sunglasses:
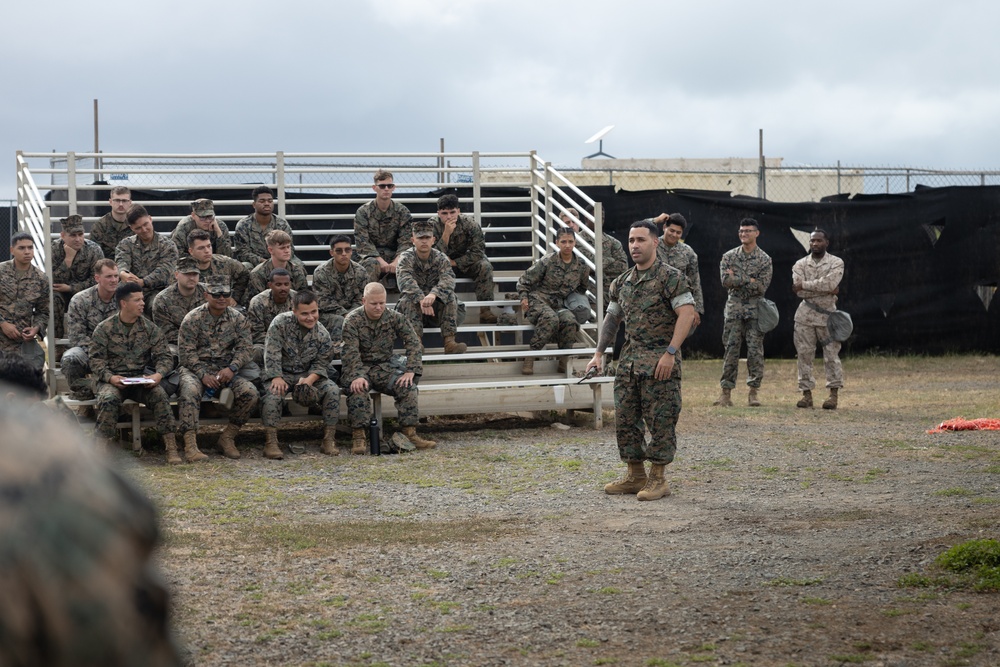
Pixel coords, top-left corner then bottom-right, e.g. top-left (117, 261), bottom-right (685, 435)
top-left (376, 183), bottom-right (395, 190)
top-left (208, 291), bottom-right (232, 299)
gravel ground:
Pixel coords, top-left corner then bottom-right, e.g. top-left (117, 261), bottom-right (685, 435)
top-left (119, 358), bottom-right (1000, 667)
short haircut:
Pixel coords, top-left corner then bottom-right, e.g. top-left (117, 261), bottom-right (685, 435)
top-left (115, 281), bottom-right (143, 307)
top-left (630, 219), bottom-right (660, 238)
top-left (10, 231), bottom-right (33, 247)
top-left (265, 229), bottom-right (291, 246)
top-left (293, 290), bottom-right (317, 308)
top-left (436, 194), bottom-right (460, 211)
top-left (187, 228), bottom-right (212, 248)
top-left (93, 258), bottom-right (118, 275)
top-left (665, 213), bottom-right (687, 230)
top-left (329, 234), bottom-right (352, 248)
top-left (0, 354), bottom-right (47, 398)
top-left (584, 203), bottom-right (605, 224)
top-left (126, 204), bottom-right (149, 227)
top-left (268, 268), bottom-right (291, 283)
top-left (812, 227), bottom-right (830, 241)
top-left (561, 207), bottom-right (580, 219)
top-left (739, 218), bottom-right (759, 230)
top-left (373, 169), bottom-right (393, 183)
top-left (110, 185), bottom-right (131, 197)
top-left (364, 282), bottom-right (386, 299)
top-left (555, 226), bottom-right (576, 240)
top-left (251, 185), bottom-right (274, 200)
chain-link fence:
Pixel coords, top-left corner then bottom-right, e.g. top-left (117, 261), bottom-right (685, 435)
top-left (555, 164), bottom-right (1000, 203)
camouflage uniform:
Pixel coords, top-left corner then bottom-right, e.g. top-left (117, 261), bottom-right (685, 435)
top-left (232, 214), bottom-right (295, 267)
top-left (170, 215), bottom-right (232, 257)
top-left (610, 260), bottom-right (693, 464)
top-left (341, 306), bottom-right (422, 428)
top-left (0, 396), bottom-right (183, 667)
top-left (719, 245), bottom-right (773, 389)
top-left (51, 238), bottom-right (104, 337)
top-left (196, 255), bottom-right (251, 307)
top-left (246, 259), bottom-right (308, 305)
top-left (63, 285), bottom-right (119, 395)
top-left (656, 239), bottom-right (705, 316)
top-left (151, 282), bottom-right (207, 346)
top-left (354, 199), bottom-right (413, 281)
top-left (261, 311), bottom-right (339, 427)
top-left (516, 252), bottom-right (591, 350)
top-left (395, 246), bottom-right (464, 338)
top-left (89, 212), bottom-right (132, 259)
top-left (247, 288), bottom-right (296, 366)
top-left (580, 232), bottom-right (628, 305)
top-left (0, 259), bottom-right (50, 366)
top-left (793, 252), bottom-right (845, 391)
top-left (177, 304), bottom-right (258, 432)
top-left (89, 314), bottom-right (176, 440)
top-left (115, 232), bottom-right (178, 312)
top-left (311, 257), bottom-right (367, 334)
top-left (430, 213), bottom-right (496, 301)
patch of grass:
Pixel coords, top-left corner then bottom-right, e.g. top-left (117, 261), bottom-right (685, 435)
top-left (576, 638), bottom-right (601, 648)
top-left (911, 641), bottom-right (933, 651)
top-left (317, 490), bottom-right (373, 508)
top-left (437, 624), bottom-right (472, 633)
top-left (546, 572), bottom-right (566, 585)
top-left (595, 587), bottom-right (621, 595)
top-left (645, 660), bottom-right (682, 667)
top-left (936, 538), bottom-right (1000, 591)
top-left (427, 569), bottom-right (450, 580)
top-left (881, 607), bottom-right (910, 617)
top-left (827, 654), bottom-right (866, 664)
top-left (767, 577), bottom-right (823, 587)
top-left (347, 613), bottom-right (388, 634)
top-left (934, 487), bottom-right (976, 497)
top-left (495, 557), bottom-right (519, 568)
top-left (594, 658), bottom-right (617, 665)
top-left (560, 459), bottom-right (583, 471)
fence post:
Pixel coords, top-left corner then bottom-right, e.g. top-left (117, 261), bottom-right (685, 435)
top-left (544, 161), bottom-right (554, 255)
top-left (906, 169), bottom-right (911, 193)
top-left (837, 160), bottom-right (841, 195)
top-left (472, 151), bottom-right (482, 226)
top-left (275, 151), bottom-right (286, 218)
top-left (594, 201), bottom-right (604, 318)
top-left (67, 151), bottom-right (77, 216)
top-left (529, 151), bottom-right (539, 261)
top-left (16, 151), bottom-right (23, 229)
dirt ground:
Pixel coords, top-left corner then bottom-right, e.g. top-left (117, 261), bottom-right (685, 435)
top-left (119, 356), bottom-right (1000, 667)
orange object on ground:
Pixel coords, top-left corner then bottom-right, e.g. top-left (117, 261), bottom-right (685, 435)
top-left (927, 417), bottom-right (1000, 433)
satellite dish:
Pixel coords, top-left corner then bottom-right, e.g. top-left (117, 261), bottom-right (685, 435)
top-left (584, 125), bottom-right (615, 159)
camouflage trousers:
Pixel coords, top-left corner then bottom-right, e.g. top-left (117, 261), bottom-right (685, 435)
top-left (52, 291), bottom-right (70, 338)
top-left (61, 346), bottom-right (93, 395)
top-left (454, 260), bottom-right (495, 301)
top-left (319, 313), bottom-right (345, 341)
top-left (395, 295), bottom-right (465, 338)
top-left (342, 362), bottom-right (419, 428)
top-left (176, 368), bottom-right (259, 432)
top-left (360, 250), bottom-right (399, 285)
top-left (525, 301), bottom-right (579, 350)
top-left (95, 382), bottom-right (176, 440)
top-left (613, 366), bottom-right (681, 465)
top-left (261, 374), bottom-right (341, 427)
top-left (794, 323), bottom-right (843, 391)
top-left (720, 317), bottom-right (765, 389)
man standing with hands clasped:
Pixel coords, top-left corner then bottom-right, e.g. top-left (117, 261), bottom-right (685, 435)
top-left (586, 220), bottom-right (695, 502)
top-left (792, 228), bottom-right (845, 410)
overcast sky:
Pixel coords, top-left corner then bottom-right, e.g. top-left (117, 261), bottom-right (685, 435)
top-left (5, 0), bottom-right (999, 201)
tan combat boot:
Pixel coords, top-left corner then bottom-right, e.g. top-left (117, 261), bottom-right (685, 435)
top-left (321, 426), bottom-right (339, 455)
top-left (521, 357), bottom-right (534, 375)
top-left (712, 387), bottom-right (732, 407)
top-left (796, 390), bottom-right (813, 409)
top-left (443, 335), bottom-right (467, 354)
top-left (163, 433), bottom-right (182, 465)
top-left (822, 387), bottom-right (839, 410)
top-left (263, 427), bottom-right (283, 460)
top-left (603, 461), bottom-right (648, 495)
top-left (636, 463), bottom-right (671, 501)
top-left (748, 387), bottom-right (761, 407)
top-left (352, 428), bottom-right (367, 455)
top-left (183, 431), bottom-right (209, 463)
top-left (401, 426), bottom-right (436, 449)
top-left (479, 306), bottom-right (498, 324)
top-left (216, 423), bottom-right (241, 459)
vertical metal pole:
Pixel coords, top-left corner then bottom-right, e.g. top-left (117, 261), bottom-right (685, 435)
top-left (275, 151), bottom-right (286, 217)
top-left (16, 151), bottom-right (23, 228)
top-left (472, 151), bottom-right (482, 226)
top-left (439, 138), bottom-right (445, 187)
top-left (43, 208), bottom-right (56, 398)
top-left (93, 99), bottom-right (101, 182)
top-left (758, 129), bottom-right (764, 199)
top-left (544, 161), bottom-right (554, 254)
top-left (529, 151), bottom-right (539, 261)
top-left (67, 151), bottom-right (77, 216)
top-left (837, 160), bottom-right (841, 195)
top-left (982, 173), bottom-right (986, 186)
top-left (906, 169), bottom-right (910, 193)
